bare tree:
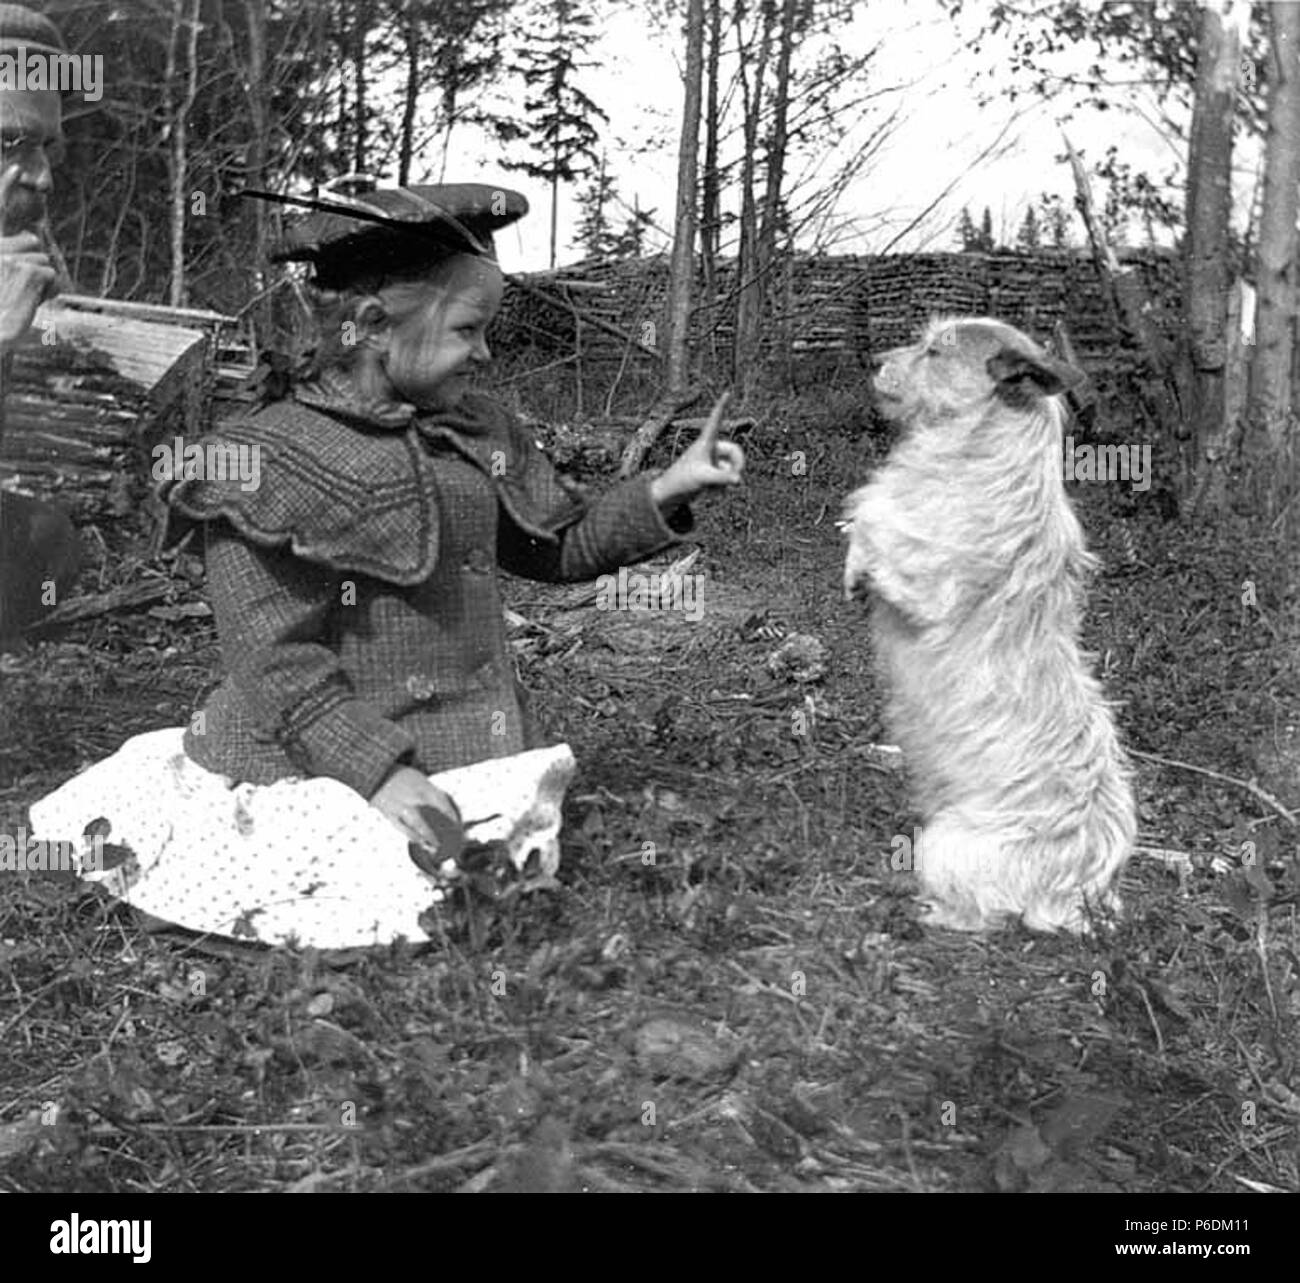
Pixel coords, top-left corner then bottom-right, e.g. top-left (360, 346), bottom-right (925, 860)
top-left (1185, 0), bottom-right (1246, 507)
top-left (665, 0), bottom-right (706, 395)
top-left (240, 0), bottom-right (270, 340)
top-left (618, 0), bottom-right (706, 477)
top-left (352, 0), bottom-right (371, 173)
top-left (755, 0), bottom-right (797, 385)
top-left (397, 0), bottom-right (421, 185)
top-left (164, 0), bottom-right (203, 307)
top-left (699, 0), bottom-right (723, 361)
top-left (1243, 0), bottom-right (1300, 517)
top-left (732, 0), bottom-right (775, 396)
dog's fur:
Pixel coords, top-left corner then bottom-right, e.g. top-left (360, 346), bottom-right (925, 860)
top-left (843, 317), bottom-right (1135, 933)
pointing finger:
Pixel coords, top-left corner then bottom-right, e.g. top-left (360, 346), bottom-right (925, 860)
top-left (697, 391), bottom-right (732, 464)
top-left (700, 391), bottom-right (730, 443)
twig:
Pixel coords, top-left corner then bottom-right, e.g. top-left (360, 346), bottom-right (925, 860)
top-left (387, 1138), bottom-right (495, 1186)
top-left (1129, 749), bottom-right (1298, 825)
top-left (1133, 844), bottom-right (1194, 874)
top-left (1133, 982), bottom-right (1165, 1056)
top-left (90, 1121), bottom-right (345, 1134)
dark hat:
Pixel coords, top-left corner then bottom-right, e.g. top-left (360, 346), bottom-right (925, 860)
top-left (259, 178), bottom-right (529, 290)
top-left (0, 3), bottom-right (65, 54)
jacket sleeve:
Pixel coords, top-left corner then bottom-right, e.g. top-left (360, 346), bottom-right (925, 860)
top-left (494, 419), bottom-right (695, 583)
top-left (203, 530), bottom-right (415, 799)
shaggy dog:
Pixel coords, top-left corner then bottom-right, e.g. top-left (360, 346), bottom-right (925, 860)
top-left (842, 318), bottom-right (1135, 933)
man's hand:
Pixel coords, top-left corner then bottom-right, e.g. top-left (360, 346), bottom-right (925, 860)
top-left (371, 765), bottom-right (464, 861)
top-left (0, 167), bottom-right (58, 351)
top-left (650, 392), bottom-right (745, 514)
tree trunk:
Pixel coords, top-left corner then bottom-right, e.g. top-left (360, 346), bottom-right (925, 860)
top-left (166, 0), bottom-right (201, 309)
top-left (242, 0), bottom-right (270, 344)
top-left (756, 0), bottom-right (797, 384)
top-left (399, 8), bottom-right (420, 186)
top-left (1243, 0), bottom-right (1300, 519)
top-left (732, 0), bottom-right (774, 397)
top-left (665, 0), bottom-right (705, 396)
top-left (353, 1), bottom-right (368, 174)
top-left (549, 138), bottom-right (560, 269)
top-left (700, 0), bottom-right (722, 361)
top-left (1065, 133), bottom-right (1182, 447)
top-left (1185, 0), bottom-right (1245, 510)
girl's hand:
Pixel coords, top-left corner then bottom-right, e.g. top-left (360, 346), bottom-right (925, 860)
top-left (650, 393), bottom-right (745, 514)
top-left (371, 766), bottom-right (464, 859)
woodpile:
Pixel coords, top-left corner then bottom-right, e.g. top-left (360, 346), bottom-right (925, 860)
top-left (0, 295), bottom-right (234, 550)
top-left (490, 248), bottom-right (1182, 376)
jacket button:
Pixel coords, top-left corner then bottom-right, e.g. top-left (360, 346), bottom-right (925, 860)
top-left (406, 674), bottom-right (438, 701)
top-left (465, 548), bottom-right (493, 573)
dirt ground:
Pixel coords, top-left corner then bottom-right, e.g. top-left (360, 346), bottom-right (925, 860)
top-left (1, 390), bottom-right (1298, 1193)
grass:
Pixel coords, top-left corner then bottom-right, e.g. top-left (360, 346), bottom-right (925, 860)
top-left (0, 383), bottom-right (1297, 1193)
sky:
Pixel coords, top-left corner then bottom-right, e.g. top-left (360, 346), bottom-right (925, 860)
top-left (440, 0), bottom-right (1239, 275)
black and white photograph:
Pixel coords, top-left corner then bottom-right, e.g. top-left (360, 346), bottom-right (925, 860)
top-left (0, 0), bottom-right (1296, 1229)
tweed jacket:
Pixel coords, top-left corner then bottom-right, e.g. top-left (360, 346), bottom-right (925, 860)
top-left (165, 388), bottom-right (692, 797)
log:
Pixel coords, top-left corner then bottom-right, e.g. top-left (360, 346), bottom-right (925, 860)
top-left (26, 578), bottom-right (172, 632)
top-left (1, 296), bottom-right (233, 546)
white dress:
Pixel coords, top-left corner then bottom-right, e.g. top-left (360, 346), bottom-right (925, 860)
top-left (27, 729), bottom-right (575, 949)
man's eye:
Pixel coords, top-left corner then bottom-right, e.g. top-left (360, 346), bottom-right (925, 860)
top-left (1, 135), bottom-right (60, 163)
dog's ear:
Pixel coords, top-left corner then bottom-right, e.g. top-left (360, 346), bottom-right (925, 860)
top-left (987, 346), bottom-right (1084, 397)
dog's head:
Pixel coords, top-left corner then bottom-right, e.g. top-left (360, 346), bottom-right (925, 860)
top-left (870, 318), bottom-right (1084, 424)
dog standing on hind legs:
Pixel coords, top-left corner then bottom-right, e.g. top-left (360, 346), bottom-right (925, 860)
top-left (842, 317), bottom-right (1136, 933)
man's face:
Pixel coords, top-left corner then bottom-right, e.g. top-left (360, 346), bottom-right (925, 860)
top-left (0, 89), bottom-right (63, 234)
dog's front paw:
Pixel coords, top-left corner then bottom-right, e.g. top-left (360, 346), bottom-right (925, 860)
top-left (918, 896), bottom-right (1008, 933)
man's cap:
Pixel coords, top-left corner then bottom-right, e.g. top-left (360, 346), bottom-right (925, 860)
top-left (260, 178), bottom-right (529, 289)
top-left (0, 3), bottom-right (65, 55)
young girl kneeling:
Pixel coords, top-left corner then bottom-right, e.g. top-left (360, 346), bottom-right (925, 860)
top-left (29, 182), bottom-right (743, 947)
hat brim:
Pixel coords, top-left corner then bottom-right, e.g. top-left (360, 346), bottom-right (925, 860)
top-left (259, 183), bottom-right (529, 288)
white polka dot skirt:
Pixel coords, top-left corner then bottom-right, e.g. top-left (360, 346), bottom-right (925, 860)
top-left (27, 729), bottom-right (576, 948)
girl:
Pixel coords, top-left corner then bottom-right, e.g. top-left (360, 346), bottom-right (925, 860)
top-left (29, 181), bottom-right (744, 946)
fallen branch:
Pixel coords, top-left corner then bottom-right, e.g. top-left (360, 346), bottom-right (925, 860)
top-left (27, 579), bottom-right (172, 632)
top-left (1129, 748), bottom-right (1298, 826)
top-left (618, 387), bottom-right (706, 477)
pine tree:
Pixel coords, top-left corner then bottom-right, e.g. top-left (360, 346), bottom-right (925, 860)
top-left (957, 206), bottom-right (978, 251)
top-left (979, 206), bottom-right (995, 251)
top-left (609, 204), bottom-right (656, 258)
top-left (573, 152), bottom-right (617, 259)
top-left (1039, 193), bottom-right (1071, 247)
top-left (1015, 206), bottom-right (1041, 250)
top-left (500, 0), bottom-right (609, 268)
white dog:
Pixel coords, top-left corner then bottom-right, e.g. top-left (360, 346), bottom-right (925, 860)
top-left (843, 317), bottom-right (1135, 933)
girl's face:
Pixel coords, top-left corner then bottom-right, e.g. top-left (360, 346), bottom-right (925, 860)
top-left (377, 255), bottom-right (504, 411)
